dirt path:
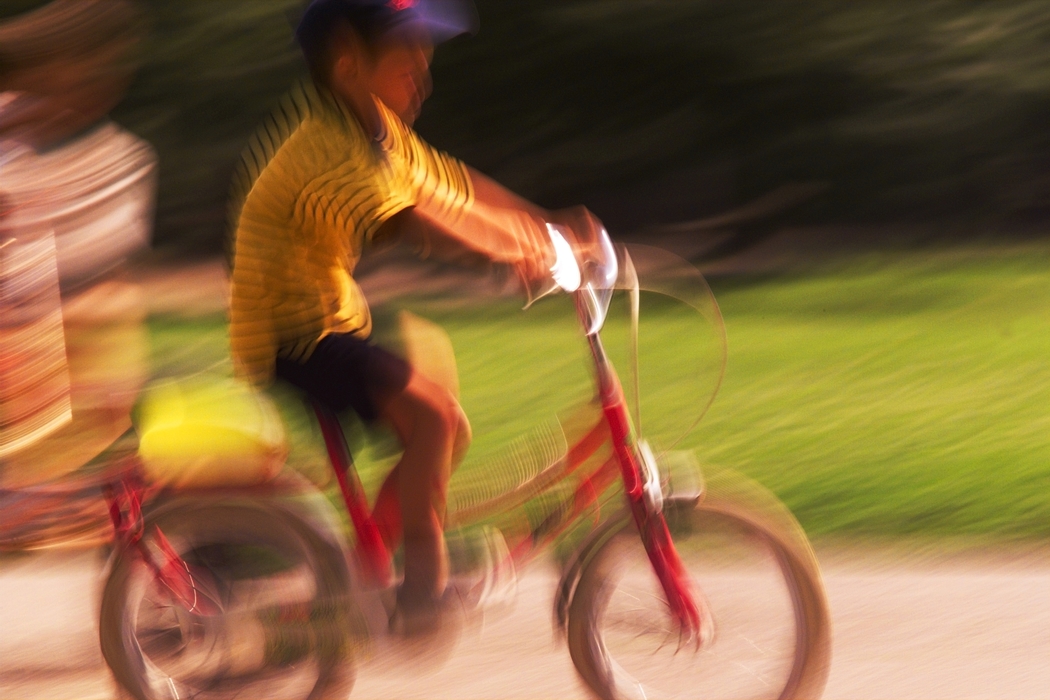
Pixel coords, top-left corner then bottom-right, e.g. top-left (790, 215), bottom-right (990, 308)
top-left (1, 547), bottom-right (1047, 700)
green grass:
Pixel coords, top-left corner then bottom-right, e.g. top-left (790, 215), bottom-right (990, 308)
top-left (146, 241), bottom-right (1050, 541)
top-left (693, 245), bottom-right (1050, 539)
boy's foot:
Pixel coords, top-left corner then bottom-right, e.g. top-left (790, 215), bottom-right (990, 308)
top-left (389, 586), bottom-right (463, 638)
top-left (446, 526), bottom-right (517, 611)
top-left (386, 527), bottom-right (516, 638)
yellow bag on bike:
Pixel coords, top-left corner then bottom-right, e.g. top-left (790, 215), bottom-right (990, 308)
top-left (135, 378), bottom-right (287, 489)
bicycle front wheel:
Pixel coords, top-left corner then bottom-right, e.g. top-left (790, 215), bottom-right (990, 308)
top-left (567, 480), bottom-right (831, 700)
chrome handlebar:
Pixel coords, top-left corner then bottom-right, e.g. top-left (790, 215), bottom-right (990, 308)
top-left (546, 222), bottom-right (619, 336)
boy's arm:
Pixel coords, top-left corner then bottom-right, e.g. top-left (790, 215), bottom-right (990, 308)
top-left (378, 166), bottom-right (602, 288)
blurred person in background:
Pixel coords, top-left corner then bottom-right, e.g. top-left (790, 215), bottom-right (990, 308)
top-left (228, 0), bottom-right (603, 631)
top-left (0, 0), bottom-right (155, 487)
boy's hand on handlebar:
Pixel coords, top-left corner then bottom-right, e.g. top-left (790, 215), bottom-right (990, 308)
top-left (510, 206), bottom-right (608, 300)
top-left (547, 206), bottom-right (608, 278)
top-left (515, 217), bottom-right (554, 286)
top-left (549, 206), bottom-right (606, 249)
top-left (512, 206), bottom-right (605, 292)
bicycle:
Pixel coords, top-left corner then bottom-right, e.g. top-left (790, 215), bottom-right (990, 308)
top-left (20, 226), bottom-right (831, 699)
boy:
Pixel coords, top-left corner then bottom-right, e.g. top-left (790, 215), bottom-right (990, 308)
top-left (228, 0), bottom-right (600, 627)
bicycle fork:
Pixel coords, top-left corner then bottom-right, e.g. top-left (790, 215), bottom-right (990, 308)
top-left (104, 475), bottom-right (221, 616)
top-left (585, 324), bottom-right (707, 646)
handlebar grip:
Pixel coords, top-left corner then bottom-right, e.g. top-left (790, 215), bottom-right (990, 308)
top-left (547, 223), bottom-right (581, 293)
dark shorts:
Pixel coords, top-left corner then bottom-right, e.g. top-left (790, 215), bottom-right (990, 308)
top-left (274, 333), bottom-right (411, 423)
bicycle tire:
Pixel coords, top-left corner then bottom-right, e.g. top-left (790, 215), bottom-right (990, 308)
top-left (99, 497), bottom-right (356, 700)
top-left (567, 475), bottom-right (831, 700)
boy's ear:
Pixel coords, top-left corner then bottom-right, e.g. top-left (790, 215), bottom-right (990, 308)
top-left (332, 52), bottom-right (357, 82)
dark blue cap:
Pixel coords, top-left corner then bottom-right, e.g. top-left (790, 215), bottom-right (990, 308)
top-left (295, 0), bottom-right (477, 55)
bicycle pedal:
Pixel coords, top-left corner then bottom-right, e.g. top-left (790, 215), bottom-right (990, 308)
top-left (446, 526), bottom-right (516, 611)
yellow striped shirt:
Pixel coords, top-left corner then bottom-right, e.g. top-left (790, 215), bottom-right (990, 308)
top-left (228, 81), bottom-right (473, 384)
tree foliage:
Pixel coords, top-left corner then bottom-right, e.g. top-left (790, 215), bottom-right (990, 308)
top-left (5, 1), bottom-right (1050, 249)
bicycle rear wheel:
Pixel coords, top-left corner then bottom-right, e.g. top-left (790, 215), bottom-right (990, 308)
top-left (567, 480), bottom-right (830, 700)
top-left (100, 498), bottom-right (356, 700)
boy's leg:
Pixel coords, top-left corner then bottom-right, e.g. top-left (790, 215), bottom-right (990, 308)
top-left (371, 403), bottom-right (471, 550)
top-left (275, 334), bottom-right (469, 600)
top-left (374, 370), bottom-right (464, 600)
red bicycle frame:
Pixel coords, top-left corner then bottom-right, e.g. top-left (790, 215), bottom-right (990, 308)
top-left (310, 285), bottom-right (704, 639)
top-left (103, 465), bottom-right (221, 616)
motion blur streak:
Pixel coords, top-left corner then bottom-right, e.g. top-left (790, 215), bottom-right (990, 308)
top-left (0, 0), bottom-right (153, 486)
top-left (0, 229), bottom-right (71, 457)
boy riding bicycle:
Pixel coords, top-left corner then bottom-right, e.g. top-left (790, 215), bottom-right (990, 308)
top-left (228, 0), bottom-right (602, 629)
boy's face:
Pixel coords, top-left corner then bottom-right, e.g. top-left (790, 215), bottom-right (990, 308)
top-left (363, 24), bottom-right (434, 125)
